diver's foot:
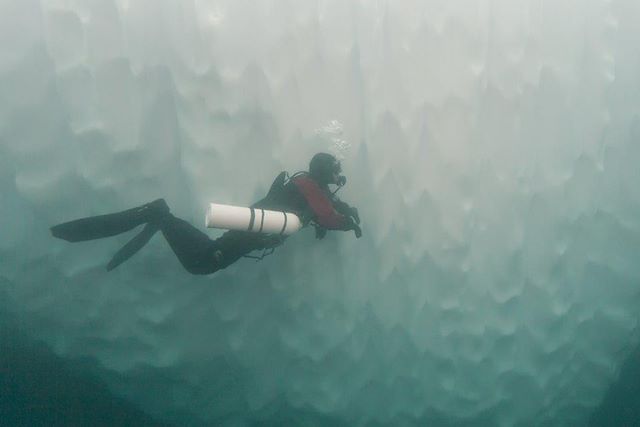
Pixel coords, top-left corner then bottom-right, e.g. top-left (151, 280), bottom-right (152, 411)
top-left (140, 198), bottom-right (170, 222)
top-left (144, 198), bottom-right (170, 214)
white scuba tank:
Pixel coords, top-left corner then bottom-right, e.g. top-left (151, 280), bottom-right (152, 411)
top-left (205, 203), bottom-right (302, 235)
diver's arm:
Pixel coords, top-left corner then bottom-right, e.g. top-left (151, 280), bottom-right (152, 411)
top-left (293, 176), bottom-right (362, 238)
top-left (331, 197), bottom-right (360, 224)
top-left (331, 197), bottom-right (351, 215)
top-left (332, 195), bottom-right (362, 237)
top-left (292, 176), bottom-right (348, 229)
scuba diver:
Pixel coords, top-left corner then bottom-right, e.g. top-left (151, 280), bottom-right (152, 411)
top-left (50, 153), bottom-right (362, 275)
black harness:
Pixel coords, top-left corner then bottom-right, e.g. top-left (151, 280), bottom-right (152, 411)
top-left (242, 170), bottom-right (345, 262)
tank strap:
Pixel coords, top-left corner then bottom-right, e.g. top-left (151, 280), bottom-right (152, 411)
top-left (258, 209), bottom-right (265, 233)
top-left (279, 211), bottom-right (288, 234)
top-left (248, 208), bottom-right (256, 231)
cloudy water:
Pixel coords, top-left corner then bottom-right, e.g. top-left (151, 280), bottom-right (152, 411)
top-left (1, 0), bottom-right (640, 425)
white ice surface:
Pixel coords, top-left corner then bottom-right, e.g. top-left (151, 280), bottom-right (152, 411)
top-left (2, 0), bottom-right (640, 425)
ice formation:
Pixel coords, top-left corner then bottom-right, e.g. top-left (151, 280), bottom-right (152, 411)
top-left (1, 0), bottom-right (640, 425)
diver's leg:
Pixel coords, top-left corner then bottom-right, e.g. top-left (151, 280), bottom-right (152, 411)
top-left (158, 219), bottom-right (270, 275)
top-left (213, 231), bottom-right (266, 269)
top-left (53, 199), bottom-right (272, 275)
top-left (51, 199), bottom-right (169, 242)
top-left (157, 214), bottom-right (224, 275)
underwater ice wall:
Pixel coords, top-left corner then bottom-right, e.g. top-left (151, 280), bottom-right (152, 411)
top-left (2, 0), bottom-right (640, 425)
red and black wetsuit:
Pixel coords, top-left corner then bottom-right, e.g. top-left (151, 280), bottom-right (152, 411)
top-left (163, 172), bottom-right (353, 274)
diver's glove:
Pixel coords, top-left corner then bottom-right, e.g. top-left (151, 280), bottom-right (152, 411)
top-left (345, 216), bottom-right (363, 239)
top-left (348, 207), bottom-right (360, 225)
top-left (353, 223), bottom-right (363, 238)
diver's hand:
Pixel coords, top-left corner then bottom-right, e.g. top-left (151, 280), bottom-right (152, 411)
top-left (348, 207), bottom-right (360, 225)
top-left (345, 217), bottom-right (362, 238)
top-left (353, 223), bottom-right (362, 238)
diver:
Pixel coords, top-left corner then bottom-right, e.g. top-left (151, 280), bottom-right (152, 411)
top-left (50, 153), bottom-right (362, 275)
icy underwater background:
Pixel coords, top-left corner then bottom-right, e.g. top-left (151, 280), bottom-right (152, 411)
top-left (2, 0), bottom-right (640, 425)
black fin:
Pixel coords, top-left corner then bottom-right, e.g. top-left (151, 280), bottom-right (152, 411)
top-left (106, 223), bottom-right (159, 271)
top-left (50, 199), bottom-right (169, 242)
